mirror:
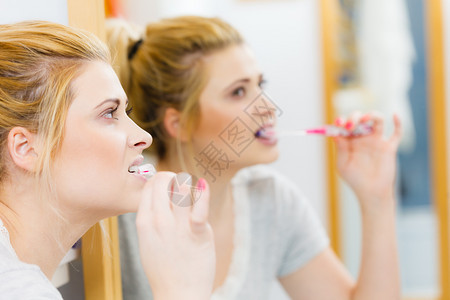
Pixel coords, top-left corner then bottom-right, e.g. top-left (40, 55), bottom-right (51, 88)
top-left (328, 0), bottom-right (448, 298)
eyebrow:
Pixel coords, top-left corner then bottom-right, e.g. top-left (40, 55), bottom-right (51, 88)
top-left (223, 74), bottom-right (264, 91)
top-left (94, 98), bottom-right (129, 109)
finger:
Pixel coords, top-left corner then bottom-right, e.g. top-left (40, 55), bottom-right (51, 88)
top-left (334, 135), bottom-right (353, 157)
top-left (151, 171), bottom-right (177, 222)
top-left (358, 111), bottom-right (384, 137)
top-left (190, 178), bottom-right (210, 234)
top-left (169, 172), bottom-right (194, 207)
top-left (371, 112), bottom-right (384, 137)
top-left (333, 136), bottom-right (346, 152)
top-left (335, 116), bottom-right (345, 127)
top-left (136, 176), bottom-right (156, 228)
top-left (170, 173), bottom-right (195, 224)
top-left (342, 111), bottom-right (380, 138)
top-left (333, 137), bottom-right (352, 173)
top-left (389, 113), bottom-right (402, 147)
top-left (360, 113), bottom-right (372, 123)
top-left (346, 111), bottom-right (363, 131)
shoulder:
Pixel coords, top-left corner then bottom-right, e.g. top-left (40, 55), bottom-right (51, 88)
top-left (233, 164), bottom-right (291, 187)
top-left (0, 234), bottom-right (20, 269)
top-left (232, 165), bottom-right (314, 222)
top-left (0, 239), bottom-right (39, 277)
top-left (233, 164), bottom-right (307, 201)
top-left (0, 240), bottom-right (62, 299)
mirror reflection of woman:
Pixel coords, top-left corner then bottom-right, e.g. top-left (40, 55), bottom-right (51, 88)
top-left (0, 21), bottom-right (215, 300)
top-left (108, 16), bottom-right (401, 300)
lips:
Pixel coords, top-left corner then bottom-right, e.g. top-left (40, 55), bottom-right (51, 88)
top-left (128, 156), bottom-right (144, 174)
top-left (255, 123), bottom-right (276, 139)
top-left (128, 165), bottom-right (140, 174)
top-left (128, 156), bottom-right (156, 179)
top-left (254, 124), bottom-right (278, 145)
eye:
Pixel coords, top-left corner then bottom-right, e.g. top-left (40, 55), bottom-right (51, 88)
top-left (231, 87), bottom-right (245, 98)
top-left (126, 106), bottom-right (133, 116)
top-left (259, 78), bottom-right (267, 89)
top-left (103, 106), bottom-right (119, 120)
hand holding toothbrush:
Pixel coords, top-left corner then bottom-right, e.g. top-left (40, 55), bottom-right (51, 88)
top-left (334, 112), bottom-right (402, 212)
top-left (334, 113), bottom-right (402, 299)
top-left (254, 116), bottom-right (375, 140)
top-left (136, 172), bottom-right (215, 300)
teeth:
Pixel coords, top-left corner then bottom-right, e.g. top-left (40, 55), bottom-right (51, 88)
top-left (128, 164), bottom-right (156, 179)
top-left (255, 127), bottom-right (276, 139)
top-left (128, 165), bottom-right (139, 173)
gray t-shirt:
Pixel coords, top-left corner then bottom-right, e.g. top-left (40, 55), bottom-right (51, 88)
top-left (119, 165), bottom-right (329, 299)
top-left (0, 219), bottom-right (63, 300)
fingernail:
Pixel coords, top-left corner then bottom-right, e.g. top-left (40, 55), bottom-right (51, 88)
top-left (345, 121), bottom-right (353, 130)
top-left (361, 114), bottom-right (371, 122)
top-left (196, 178), bottom-right (206, 191)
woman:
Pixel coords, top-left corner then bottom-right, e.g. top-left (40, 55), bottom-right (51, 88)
top-left (108, 16), bottom-right (402, 300)
top-left (0, 20), bottom-right (215, 299)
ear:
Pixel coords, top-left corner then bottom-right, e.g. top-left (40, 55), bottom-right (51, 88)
top-left (7, 127), bottom-right (39, 172)
top-left (163, 107), bottom-right (189, 142)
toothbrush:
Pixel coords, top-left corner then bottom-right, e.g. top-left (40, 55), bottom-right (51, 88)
top-left (255, 121), bottom-right (374, 138)
top-left (130, 164), bottom-right (157, 179)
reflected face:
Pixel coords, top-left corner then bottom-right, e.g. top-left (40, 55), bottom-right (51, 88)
top-left (52, 61), bottom-right (152, 220)
top-left (191, 45), bottom-right (279, 174)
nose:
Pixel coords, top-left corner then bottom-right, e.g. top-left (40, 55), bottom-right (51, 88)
top-left (253, 92), bottom-right (277, 120)
top-left (128, 119), bottom-right (153, 151)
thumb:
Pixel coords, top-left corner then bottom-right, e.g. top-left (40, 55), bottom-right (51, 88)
top-left (333, 136), bottom-right (348, 153)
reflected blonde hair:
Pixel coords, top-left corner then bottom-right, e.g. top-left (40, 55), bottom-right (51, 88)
top-left (0, 21), bottom-right (109, 196)
top-left (106, 16), bottom-right (243, 161)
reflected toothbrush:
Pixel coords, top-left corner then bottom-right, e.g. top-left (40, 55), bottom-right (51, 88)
top-left (255, 121), bottom-right (374, 139)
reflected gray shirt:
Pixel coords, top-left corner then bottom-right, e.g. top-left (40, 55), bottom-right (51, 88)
top-left (119, 165), bottom-right (329, 300)
top-left (0, 219), bottom-right (63, 300)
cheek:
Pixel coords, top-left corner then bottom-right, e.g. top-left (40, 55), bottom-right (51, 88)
top-left (194, 106), bottom-right (234, 151)
top-left (193, 105), bottom-right (257, 162)
top-left (54, 128), bottom-right (128, 214)
top-left (55, 123), bottom-right (128, 201)
top-left (198, 109), bottom-right (229, 135)
top-left (197, 100), bottom-right (252, 136)
top-left (65, 125), bottom-right (125, 172)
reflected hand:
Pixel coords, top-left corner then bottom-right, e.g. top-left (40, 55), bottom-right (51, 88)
top-left (334, 112), bottom-right (401, 211)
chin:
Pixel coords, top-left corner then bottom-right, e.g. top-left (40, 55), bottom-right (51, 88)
top-left (243, 148), bottom-right (280, 168)
top-left (263, 145), bottom-right (280, 162)
top-left (261, 152), bottom-right (279, 164)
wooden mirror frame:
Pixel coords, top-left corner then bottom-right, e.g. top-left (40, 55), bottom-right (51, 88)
top-left (67, 0), bottom-right (123, 299)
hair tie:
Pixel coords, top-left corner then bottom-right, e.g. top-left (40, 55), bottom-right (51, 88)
top-left (128, 39), bottom-right (143, 60)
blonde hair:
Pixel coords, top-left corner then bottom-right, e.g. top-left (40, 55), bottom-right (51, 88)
top-left (106, 16), bottom-right (243, 160)
top-left (0, 21), bottom-right (109, 193)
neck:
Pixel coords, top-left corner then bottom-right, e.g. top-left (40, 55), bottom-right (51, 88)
top-left (207, 176), bottom-right (234, 220)
top-left (0, 181), bottom-right (94, 279)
